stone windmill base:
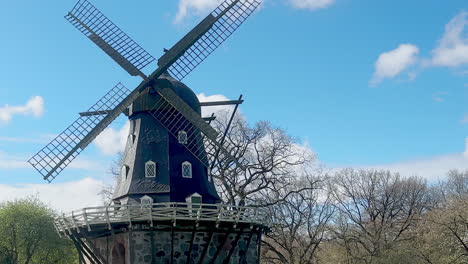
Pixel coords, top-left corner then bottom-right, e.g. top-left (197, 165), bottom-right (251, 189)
top-left (56, 203), bottom-right (268, 264)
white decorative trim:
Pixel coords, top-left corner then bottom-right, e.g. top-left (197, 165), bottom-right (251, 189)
top-left (53, 202), bottom-right (269, 234)
top-left (178, 130), bottom-right (188, 144)
top-left (121, 165), bottom-right (129, 182)
top-left (145, 160), bottom-right (156, 178)
top-left (182, 161), bottom-right (192, 178)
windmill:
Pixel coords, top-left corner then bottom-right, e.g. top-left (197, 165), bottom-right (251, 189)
top-left (28, 0), bottom-right (268, 263)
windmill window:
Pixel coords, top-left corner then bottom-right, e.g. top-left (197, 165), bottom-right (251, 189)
top-left (182, 161), bottom-right (192, 178)
top-left (145, 161), bottom-right (156, 178)
top-left (178, 130), bottom-right (188, 144)
top-left (186, 193), bottom-right (202, 215)
top-left (121, 165), bottom-right (129, 182)
top-left (140, 195), bottom-right (153, 208)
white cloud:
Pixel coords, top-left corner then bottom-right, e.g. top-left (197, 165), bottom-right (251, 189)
top-left (288, 0), bottom-right (334, 10)
top-left (197, 93), bottom-right (237, 117)
top-left (464, 137), bottom-right (468, 159)
top-left (0, 151), bottom-right (102, 171)
top-left (370, 44), bottom-right (419, 86)
top-left (175, 0), bottom-right (222, 24)
top-left (0, 153), bottom-right (30, 170)
top-left (0, 96), bottom-right (44, 124)
top-left (94, 122), bottom-right (130, 156)
top-left (432, 92), bottom-right (448, 102)
top-left (431, 11), bottom-right (468, 67)
top-left (0, 178), bottom-right (104, 212)
top-left (343, 137), bottom-right (468, 182)
top-left (0, 135), bottom-right (53, 144)
top-left (461, 114), bottom-right (468, 124)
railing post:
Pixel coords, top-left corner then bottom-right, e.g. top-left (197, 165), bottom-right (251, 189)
top-left (71, 211), bottom-right (80, 233)
top-left (215, 204), bottom-right (223, 228)
top-left (149, 203), bottom-right (153, 227)
top-left (83, 208), bottom-right (91, 232)
top-left (53, 220), bottom-right (62, 238)
top-left (127, 205), bottom-right (133, 229)
top-left (105, 206), bottom-right (111, 230)
top-left (172, 203), bottom-right (177, 227)
top-left (62, 214), bottom-right (72, 235)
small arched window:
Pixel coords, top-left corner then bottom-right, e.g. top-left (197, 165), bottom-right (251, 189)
top-left (178, 130), bottom-right (188, 144)
top-left (121, 165), bottom-right (129, 182)
top-left (145, 161), bottom-right (156, 178)
top-left (182, 161), bottom-right (192, 178)
top-left (140, 195), bottom-right (153, 208)
top-left (129, 134), bottom-right (136, 145)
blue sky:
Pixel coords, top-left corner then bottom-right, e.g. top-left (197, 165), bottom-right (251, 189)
top-left (0, 0), bottom-right (467, 210)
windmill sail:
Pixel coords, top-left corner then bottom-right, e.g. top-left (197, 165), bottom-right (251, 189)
top-left (28, 83), bottom-right (131, 182)
top-left (159, 0), bottom-right (261, 81)
top-left (29, 0), bottom-right (259, 182)
top-left (65, 0), bottom-right (155, 78)
top-left (149, 88), bottom-right (246, 170)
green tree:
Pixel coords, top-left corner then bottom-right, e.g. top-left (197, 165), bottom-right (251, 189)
top-left (0, 197), bottom-right (78, 264)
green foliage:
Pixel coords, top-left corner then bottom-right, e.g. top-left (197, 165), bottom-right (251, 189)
top-left (0, 197), bottom-right (78, 264)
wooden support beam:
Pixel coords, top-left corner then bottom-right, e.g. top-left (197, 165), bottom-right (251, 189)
top-left (239, 227), bottom-right (256, 264)
top-left (198, 230), bottom-right (215, 264)
top-left (224, 228), bottom-right (244, 264)
top-left (185, 221), bottom-right (198, 264)
top-left (171, 226), bottom-right (175, 264)
top-left (199, 99), bottom-right (244, 107)
top-left (209, 228), bottom-right (233, 264)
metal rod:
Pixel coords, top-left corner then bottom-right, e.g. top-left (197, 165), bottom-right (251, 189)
top-left (199, 99), bottom-right (244, 107)
top-left (210, 94), bottom-right (243, 172)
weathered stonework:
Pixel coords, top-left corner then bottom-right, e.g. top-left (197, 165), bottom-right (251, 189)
top-left (84, 223), bottom-right (261, 264)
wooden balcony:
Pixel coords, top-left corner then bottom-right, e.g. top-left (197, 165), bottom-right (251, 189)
top-left (55, 202), bottom-right (269, 235)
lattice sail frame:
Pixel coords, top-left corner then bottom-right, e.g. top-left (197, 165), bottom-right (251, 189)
top-left (167, 0), bottom-right (261, 81)
top-left (28, 83), bottom-right (131, 182)
top-left (148, 88), bottom-right (247, 170)
top-left (65, 0), bottom-right (155, 77)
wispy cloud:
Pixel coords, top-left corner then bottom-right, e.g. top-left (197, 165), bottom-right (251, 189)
top-left (174, 0), bottom-right (335, 24)
top-left (0, 151), bottom-right (102, 171)
top-left (0, 96), bottom-right (44, 124)
top-left (94, 122), bottom-right (130, 156)
top-left (461, 113), bottom-right (468, 124)
top-left (0, 178), bottom-right (104, 212)
top-left (0, 135), bottom-right (53, 144)
top-left (174, 0), bottom-right (222, 24)
top-left (431, 11), bottom-right (468, 67)
top-left (370, 44), bottom-right (419, 86)
top-left (288, 0), bottom-right (334, 10)
top-left (336, 137), bottom-right (468, 182)
top-left (197, 93), bottom-right (237, 117)
top-left (432, 92), bottom-right (448, 102)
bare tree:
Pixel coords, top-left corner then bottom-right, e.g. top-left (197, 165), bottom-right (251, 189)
top-left (328, 169), bottom-right (428, 263)
top-left (99, 152), bottom-right (123, 205)
top-left (210, 112), bottom-right (316, 206)
top-left (412, 170), bottom-right (468, 263)
top-left (261, 175), bottom-right (335, 264)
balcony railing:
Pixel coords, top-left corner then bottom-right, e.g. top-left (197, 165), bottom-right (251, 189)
top-left (55, 202), bottom-right (268, 235)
